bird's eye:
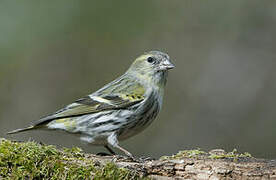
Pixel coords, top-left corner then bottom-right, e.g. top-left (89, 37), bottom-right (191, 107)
top-left (147, 57), bottom-right (155, 63)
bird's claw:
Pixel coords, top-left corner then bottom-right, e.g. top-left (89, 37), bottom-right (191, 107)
top-left (113, 155), bottom-right (153, 163)
top-left (139, 156), bottom-right (155, 162)
top-left (111, 155), bottom-right (129, 162)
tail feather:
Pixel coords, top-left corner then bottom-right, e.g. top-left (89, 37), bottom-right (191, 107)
top-left (7, 126), bottom-right (35, 135)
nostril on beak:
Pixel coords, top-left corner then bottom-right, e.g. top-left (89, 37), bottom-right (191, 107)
top-left (164, 60), bottom-right (175, 70)
top-left (166, 63), bottom-right (175, 69)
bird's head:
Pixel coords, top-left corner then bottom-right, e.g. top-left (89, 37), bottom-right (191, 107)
top-left (127, 51), bottom-right (174, 86)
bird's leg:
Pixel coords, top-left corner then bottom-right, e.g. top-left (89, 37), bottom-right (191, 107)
top-left (107, 133), bottom-right (134, 159)
top-left (112, 144), bottom-right (133, 158)
top-left (104, 145), bottom-right (116, 155)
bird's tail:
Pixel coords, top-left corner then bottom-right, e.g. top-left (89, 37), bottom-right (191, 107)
top-left (6, 126), bottom-right (35, 135)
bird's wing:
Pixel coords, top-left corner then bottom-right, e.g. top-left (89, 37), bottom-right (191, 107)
top-left (58, 94), bottom-right (144, 117)
top-left (32, 88), bottom-right (145, 127)
top-left (7, 92), bottom-right (145, 134)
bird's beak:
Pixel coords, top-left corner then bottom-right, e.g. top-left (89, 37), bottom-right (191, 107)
top-left (159, 59), bottom-right (175, 70)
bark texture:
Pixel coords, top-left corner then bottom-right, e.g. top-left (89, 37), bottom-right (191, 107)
top-left (90, 150), bottom-right (276, 179)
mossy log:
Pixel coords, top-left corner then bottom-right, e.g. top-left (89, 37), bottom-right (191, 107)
top-left (0, 139), bottom-right (276, 179)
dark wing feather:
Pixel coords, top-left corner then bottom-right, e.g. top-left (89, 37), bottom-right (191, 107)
top-left (32, 94), bottom-right (144, 126)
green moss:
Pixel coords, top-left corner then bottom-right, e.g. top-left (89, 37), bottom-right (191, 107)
top-left (209, 149), bottom-right (252, 160)
top-left (160, 148), bottom-right (252, 161)
top-left (0, 139), bottom-right (142, 179)
top-left (160, 149), bottom-right (206, 160)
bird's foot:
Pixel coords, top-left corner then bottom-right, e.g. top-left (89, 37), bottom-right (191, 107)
top-left (139, 156), bottom-right (156, 162)
top-left (113, 155), bottom-right (152, 163)
top-left (111, 154), bottom-right (141, 163)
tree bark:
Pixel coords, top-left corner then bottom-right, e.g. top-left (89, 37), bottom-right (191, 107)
top-left (1, 139), bottom-right (276, 179)
top-left (91, 150), bottom-right (276, 179)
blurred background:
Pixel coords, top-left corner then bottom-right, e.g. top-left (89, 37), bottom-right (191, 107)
top-left (1, 0), bottom-right (276, 159)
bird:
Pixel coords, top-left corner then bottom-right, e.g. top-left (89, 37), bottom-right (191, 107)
top-left (7, 51), bottom-right (174, 158)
